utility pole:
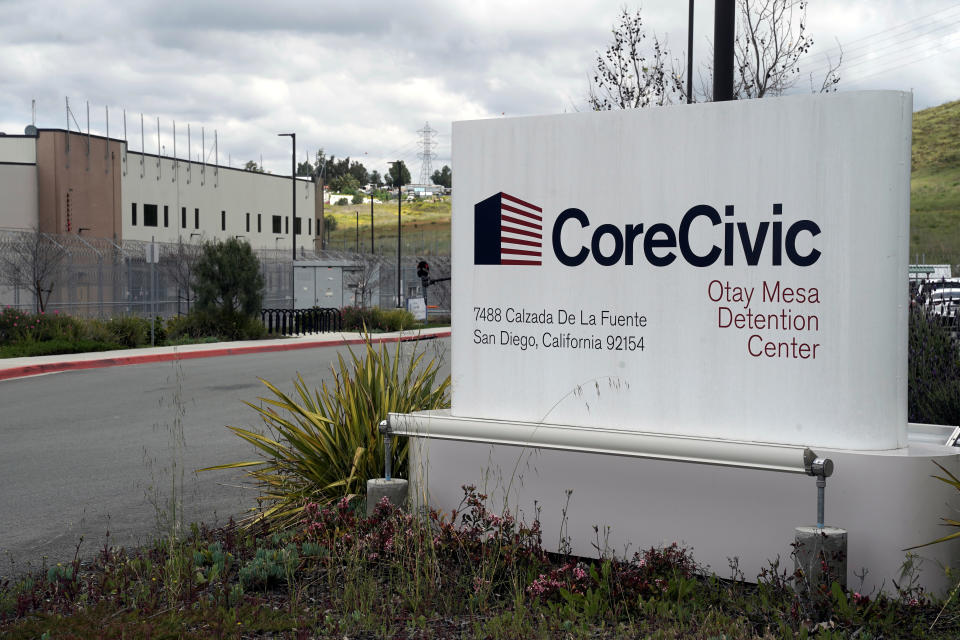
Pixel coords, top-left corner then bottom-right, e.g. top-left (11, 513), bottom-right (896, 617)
top-left (370, 190), bottom-right (375, 254)
top-left (279, 133), bottom-right (296, 309)
top-left (390, 161), bottom-right (403, 307)
top-left (713, 0), bottom-right (736, 101)
top-left (687, 0), bottom-right (694, 104)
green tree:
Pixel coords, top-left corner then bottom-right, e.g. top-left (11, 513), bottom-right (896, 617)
top-left (243, 160), bottom-right (266, 173)
top-left (193, 237), bottom-right (265, 325)
top-left (348, 160), bottom-right (369, 185)
top-left (352, 193), bottom-right (364, 205)
top-left (431, 165), bottom-right (452, 188)
top-left (369, 170), bottom-right (382, 188)
top-left (296, 160), bottom-right (314, 177)
top-left (329, 173), bottom-right (360, 194)
top-left (386, 161), bottom-right (411, 188)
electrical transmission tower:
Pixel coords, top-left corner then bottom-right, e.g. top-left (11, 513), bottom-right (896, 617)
top-left (417, 122), bottom-right (436, 185)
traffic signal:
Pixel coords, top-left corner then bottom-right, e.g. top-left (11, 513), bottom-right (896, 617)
top-left (417, 260), bottom-right (430, 289)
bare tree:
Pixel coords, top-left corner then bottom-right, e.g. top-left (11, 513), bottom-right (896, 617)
top-left (0, 228), bottom-right (68, 313)
top-left (734, 0), bottom-right (841, 99)
top-left (588, 7), bottom-right (684, 110)
top-left (345, 254), bottom-right (383, 308)
top-left (160, 239), bottom-right (204, 315)
top-left (588, 1), bottom-right (841, 109)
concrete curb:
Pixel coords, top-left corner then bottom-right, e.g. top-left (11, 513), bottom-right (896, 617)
top-left (0, 329), bottom-right (451, 382)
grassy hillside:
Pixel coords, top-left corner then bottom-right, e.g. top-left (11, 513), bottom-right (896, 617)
top-left (911, 99), bottom-right (960, 265)
top-left (323, 197), bottom-right (451, 255)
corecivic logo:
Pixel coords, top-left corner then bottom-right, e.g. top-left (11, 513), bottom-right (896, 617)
top-left (474, 192), bottom-right (544, 265)
top-left (475, 196), bottom-right (821, 268)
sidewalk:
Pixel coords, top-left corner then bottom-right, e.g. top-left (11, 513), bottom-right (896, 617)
top-left (0, 327), bottom-right (452, 381)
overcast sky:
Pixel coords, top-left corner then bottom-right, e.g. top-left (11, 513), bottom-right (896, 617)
top-left (1, 0), bottom-right (958, 178)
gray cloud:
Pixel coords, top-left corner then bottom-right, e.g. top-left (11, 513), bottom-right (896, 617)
top-left (1, 0), bottom-right (957, 176)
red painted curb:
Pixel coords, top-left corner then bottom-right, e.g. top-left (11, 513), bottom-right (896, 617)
top-left (0, 330), bottom-right (452, 382)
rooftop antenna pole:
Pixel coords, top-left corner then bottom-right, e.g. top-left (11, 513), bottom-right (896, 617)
top-left (172, 120), bottom-right (177, 181)
top-left (140, 113), bottom-right (145, 178)
top-left (105, 106), bottom-right (109, 172)
top-left (86, 100), bottom-right (90, 158)
top-left (156, 116), bottom-right (161, 179)
top-left (214, 129), bottom-right (218, 186)
top-left (123, 109), bottom-right (128, 175)
top-left (31, 99), bottom-right (36, 126)
top-left (187, 124), bottom-right (191, 184)
top-left (65, 97), bottom-right (70, 158)
top-left (201, 126), bottom-right (205, 186)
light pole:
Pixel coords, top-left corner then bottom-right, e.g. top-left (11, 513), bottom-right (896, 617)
top-left (390, 161), bottom-right (403, 307)
top-left (279, 133), bottom-right (296, 310)
top-left (278, 133), bottom-right (296, 260)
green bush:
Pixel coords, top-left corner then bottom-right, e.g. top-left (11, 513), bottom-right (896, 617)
top-left (0, 307), bottom-right (33, 345)
top-left (0, 338), bottom-right (122, 358)
top-left (341, 306), bottom-right (416, 332)
top-left (167, 310), bottom-right (266, 341)
top-left (351, 193), bottom-right (364, 205)
top-left (908, 307), bottom-right (960, 425)
top-left (204, 337), bottom-right (451, 530)
top-left (192, 238), bottom-right (265, 340)
top-left (104, 316), bottom-right (150, 348)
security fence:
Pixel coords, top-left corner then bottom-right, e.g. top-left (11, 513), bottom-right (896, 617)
top-left (0, 229), bottom-right (451, 323)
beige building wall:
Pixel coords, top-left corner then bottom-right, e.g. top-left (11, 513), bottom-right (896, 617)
top-left (0, 135), bottom-right (39, 230)
top-left (35, 130), bottom-right (122, 239)
top-left (121, 150), bottom-right (321, 251)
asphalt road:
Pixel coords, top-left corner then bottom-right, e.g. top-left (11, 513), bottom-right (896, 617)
top-left (0, 337), bottom-right (451, 577)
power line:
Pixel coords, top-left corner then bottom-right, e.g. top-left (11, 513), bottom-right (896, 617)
top-left (841, 38), bottom-right (960, 86)
top-left (802, 2), bottom-right (960, 64)
top-left (800, 14), bottom-right (960, 79)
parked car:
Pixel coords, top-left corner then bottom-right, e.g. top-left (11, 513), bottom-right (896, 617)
top-left (926, 288), bottom-right (960, 318)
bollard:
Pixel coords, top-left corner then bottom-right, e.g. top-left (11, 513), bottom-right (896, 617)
top-left (366, 419), bottom-right (407, 517)
top-left (794, 526), bottom-right (848, 591)
top-left (797, 452), bottom-right (847, 590)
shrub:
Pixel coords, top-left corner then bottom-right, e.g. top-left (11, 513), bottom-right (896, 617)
top-left (351, 193), bottom-right (364, 205)
top-left (167, 310), bottom-right (266, 341)
top-left (0, 307), bottom-right (32, 345)
top-left (336, 197), bottom-right (349, 206)
top-left (0, 338), bottom-right (122, 358)
top-left (192, 238), bottom-right (265, 339)
top-left (908, 307), bottom-right (960, 425)
top-left (204, 337), bottom-right (450, 530)
top-left (104, 316), bottom-right (150, 348)
top-left (341, 306), bottom-right (416, 332)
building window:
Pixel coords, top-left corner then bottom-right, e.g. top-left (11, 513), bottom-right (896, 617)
top-left (257, 214), bottom-right (262, 233)
top-left (194, 208), bottom-right (199, 229)
top-left (131, 203), bottom-right (137, 226)
top-left (181, 207), bottom-right (187, 229)
top-left (221, 210), bottom-right (226, 231)
top-left (285, 216), bottom-right (289, 234)
top-left (293, 217), bottom-right (301, 234)
top-left (308, 218), bottom-right (311, 235)
top-left (272, 215), bottom-right (282, 234)
top-left (246, 213), bottom-right (250, 233)
top-left (163, 205), bottom-right (169, 227)
top-left (144, 204), bottom-right (158, 227)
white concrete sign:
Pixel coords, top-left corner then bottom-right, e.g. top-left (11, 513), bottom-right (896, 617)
top-left (407, 297), bottom-right (427, 321)
top-left (451, 91), bottom-right (911, 451)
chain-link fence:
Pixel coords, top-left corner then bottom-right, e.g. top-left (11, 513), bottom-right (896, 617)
top-left (0, 229), bottom-right (451, 321)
